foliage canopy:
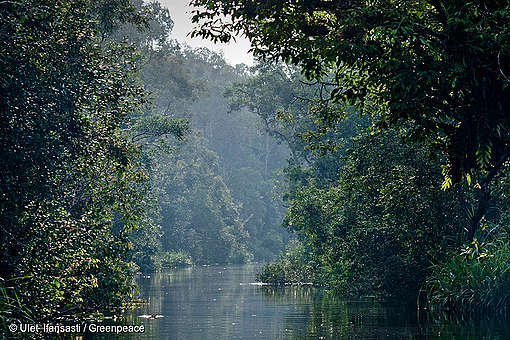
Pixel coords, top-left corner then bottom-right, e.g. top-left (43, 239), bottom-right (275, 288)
top-left (191, 0), bottom-right (510, 239)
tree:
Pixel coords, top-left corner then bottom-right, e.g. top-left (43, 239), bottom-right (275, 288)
top-left (104, 0), bottom-right (196, 271)
top-left (155, 135), bottom-right (252, 264)
top-left (225, 62), bottom-right (319, 163)
top-left (0, 0), bottom-right (151, 322)
top-left (190, 0), bottom-right (510, 240)
top-left (279, 130), bottom-right (468, 296)
top-left (183, 52), bottom-right (291, 260)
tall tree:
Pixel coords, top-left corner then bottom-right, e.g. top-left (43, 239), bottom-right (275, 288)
top-left (183, 52), bottom-right (291, 260)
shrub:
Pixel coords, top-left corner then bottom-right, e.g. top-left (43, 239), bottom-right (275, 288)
top-left (256, 240), bottom-right (317, 285)
top-left (425, 241), bottom-right (510, 314)
top-left (160, 251), bottom-right (193, 268)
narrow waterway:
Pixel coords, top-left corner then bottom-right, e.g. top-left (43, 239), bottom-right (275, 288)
top-left (91, 264), bottom-right (510, 339)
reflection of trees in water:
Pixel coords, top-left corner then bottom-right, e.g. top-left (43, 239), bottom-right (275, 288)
top-left (131, 266), bottom-right (265, 339)
top-left (420, 310), bottom-right (510, 339)
top-left (94, 266), bottom-right (510, 339)
top-left (261, 286), bottom-right (510, 339)
top-left (260, 286), bottom-right (373, 339)
top-left (111, 268), bottom-right (195, 339)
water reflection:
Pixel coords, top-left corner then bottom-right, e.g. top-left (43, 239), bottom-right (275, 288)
top-left (86, 265), bottom-right (510, 339)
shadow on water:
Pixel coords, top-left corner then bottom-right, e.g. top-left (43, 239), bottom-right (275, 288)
top-left (84, 265), bottom-right (510, 340)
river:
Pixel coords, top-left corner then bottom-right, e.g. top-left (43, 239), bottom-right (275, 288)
top-left (90, 264), bottom-right (510, 339)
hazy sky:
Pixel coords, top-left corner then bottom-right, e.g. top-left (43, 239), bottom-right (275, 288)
top-left (158, 0), bottom-right (254, 66)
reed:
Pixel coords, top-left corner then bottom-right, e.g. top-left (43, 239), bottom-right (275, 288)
top-left (0, 276), bottom-right (34, 335)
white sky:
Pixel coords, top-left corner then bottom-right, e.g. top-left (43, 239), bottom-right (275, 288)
top-left (158, 0), bottom-right (254, 66)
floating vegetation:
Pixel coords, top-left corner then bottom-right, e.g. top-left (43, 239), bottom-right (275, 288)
top-left (138, 314), bottom-right (164, 319)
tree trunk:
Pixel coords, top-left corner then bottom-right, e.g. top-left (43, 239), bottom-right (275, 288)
top-left (466, 184), bottom-right (490, 241)
top-left (466, 147), bottom-right (510, 241)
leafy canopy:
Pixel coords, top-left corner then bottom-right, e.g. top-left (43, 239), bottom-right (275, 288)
top-left (190, 0), bottom-right (510, 186)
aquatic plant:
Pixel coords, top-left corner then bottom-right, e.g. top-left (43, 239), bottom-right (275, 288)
top-left (425, 240), bottom-right (510, 314)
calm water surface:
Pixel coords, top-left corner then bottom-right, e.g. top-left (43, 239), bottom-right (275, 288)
top-left (91, 264), bottom-right (510, 339)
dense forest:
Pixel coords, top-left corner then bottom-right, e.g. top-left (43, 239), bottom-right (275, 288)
top-left (2, 0), bottom-right (510, 336)
top-left (190, 0), bottom-right (510, 311)
top-left (0, 0), bottom-right (290, 331)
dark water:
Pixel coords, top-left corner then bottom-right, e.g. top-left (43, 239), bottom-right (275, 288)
top-left (90, 264), bottom-right (510, 339)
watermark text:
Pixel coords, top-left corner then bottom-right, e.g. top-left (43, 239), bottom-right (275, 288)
top-left (9, 323), bottom-right (145, 334)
